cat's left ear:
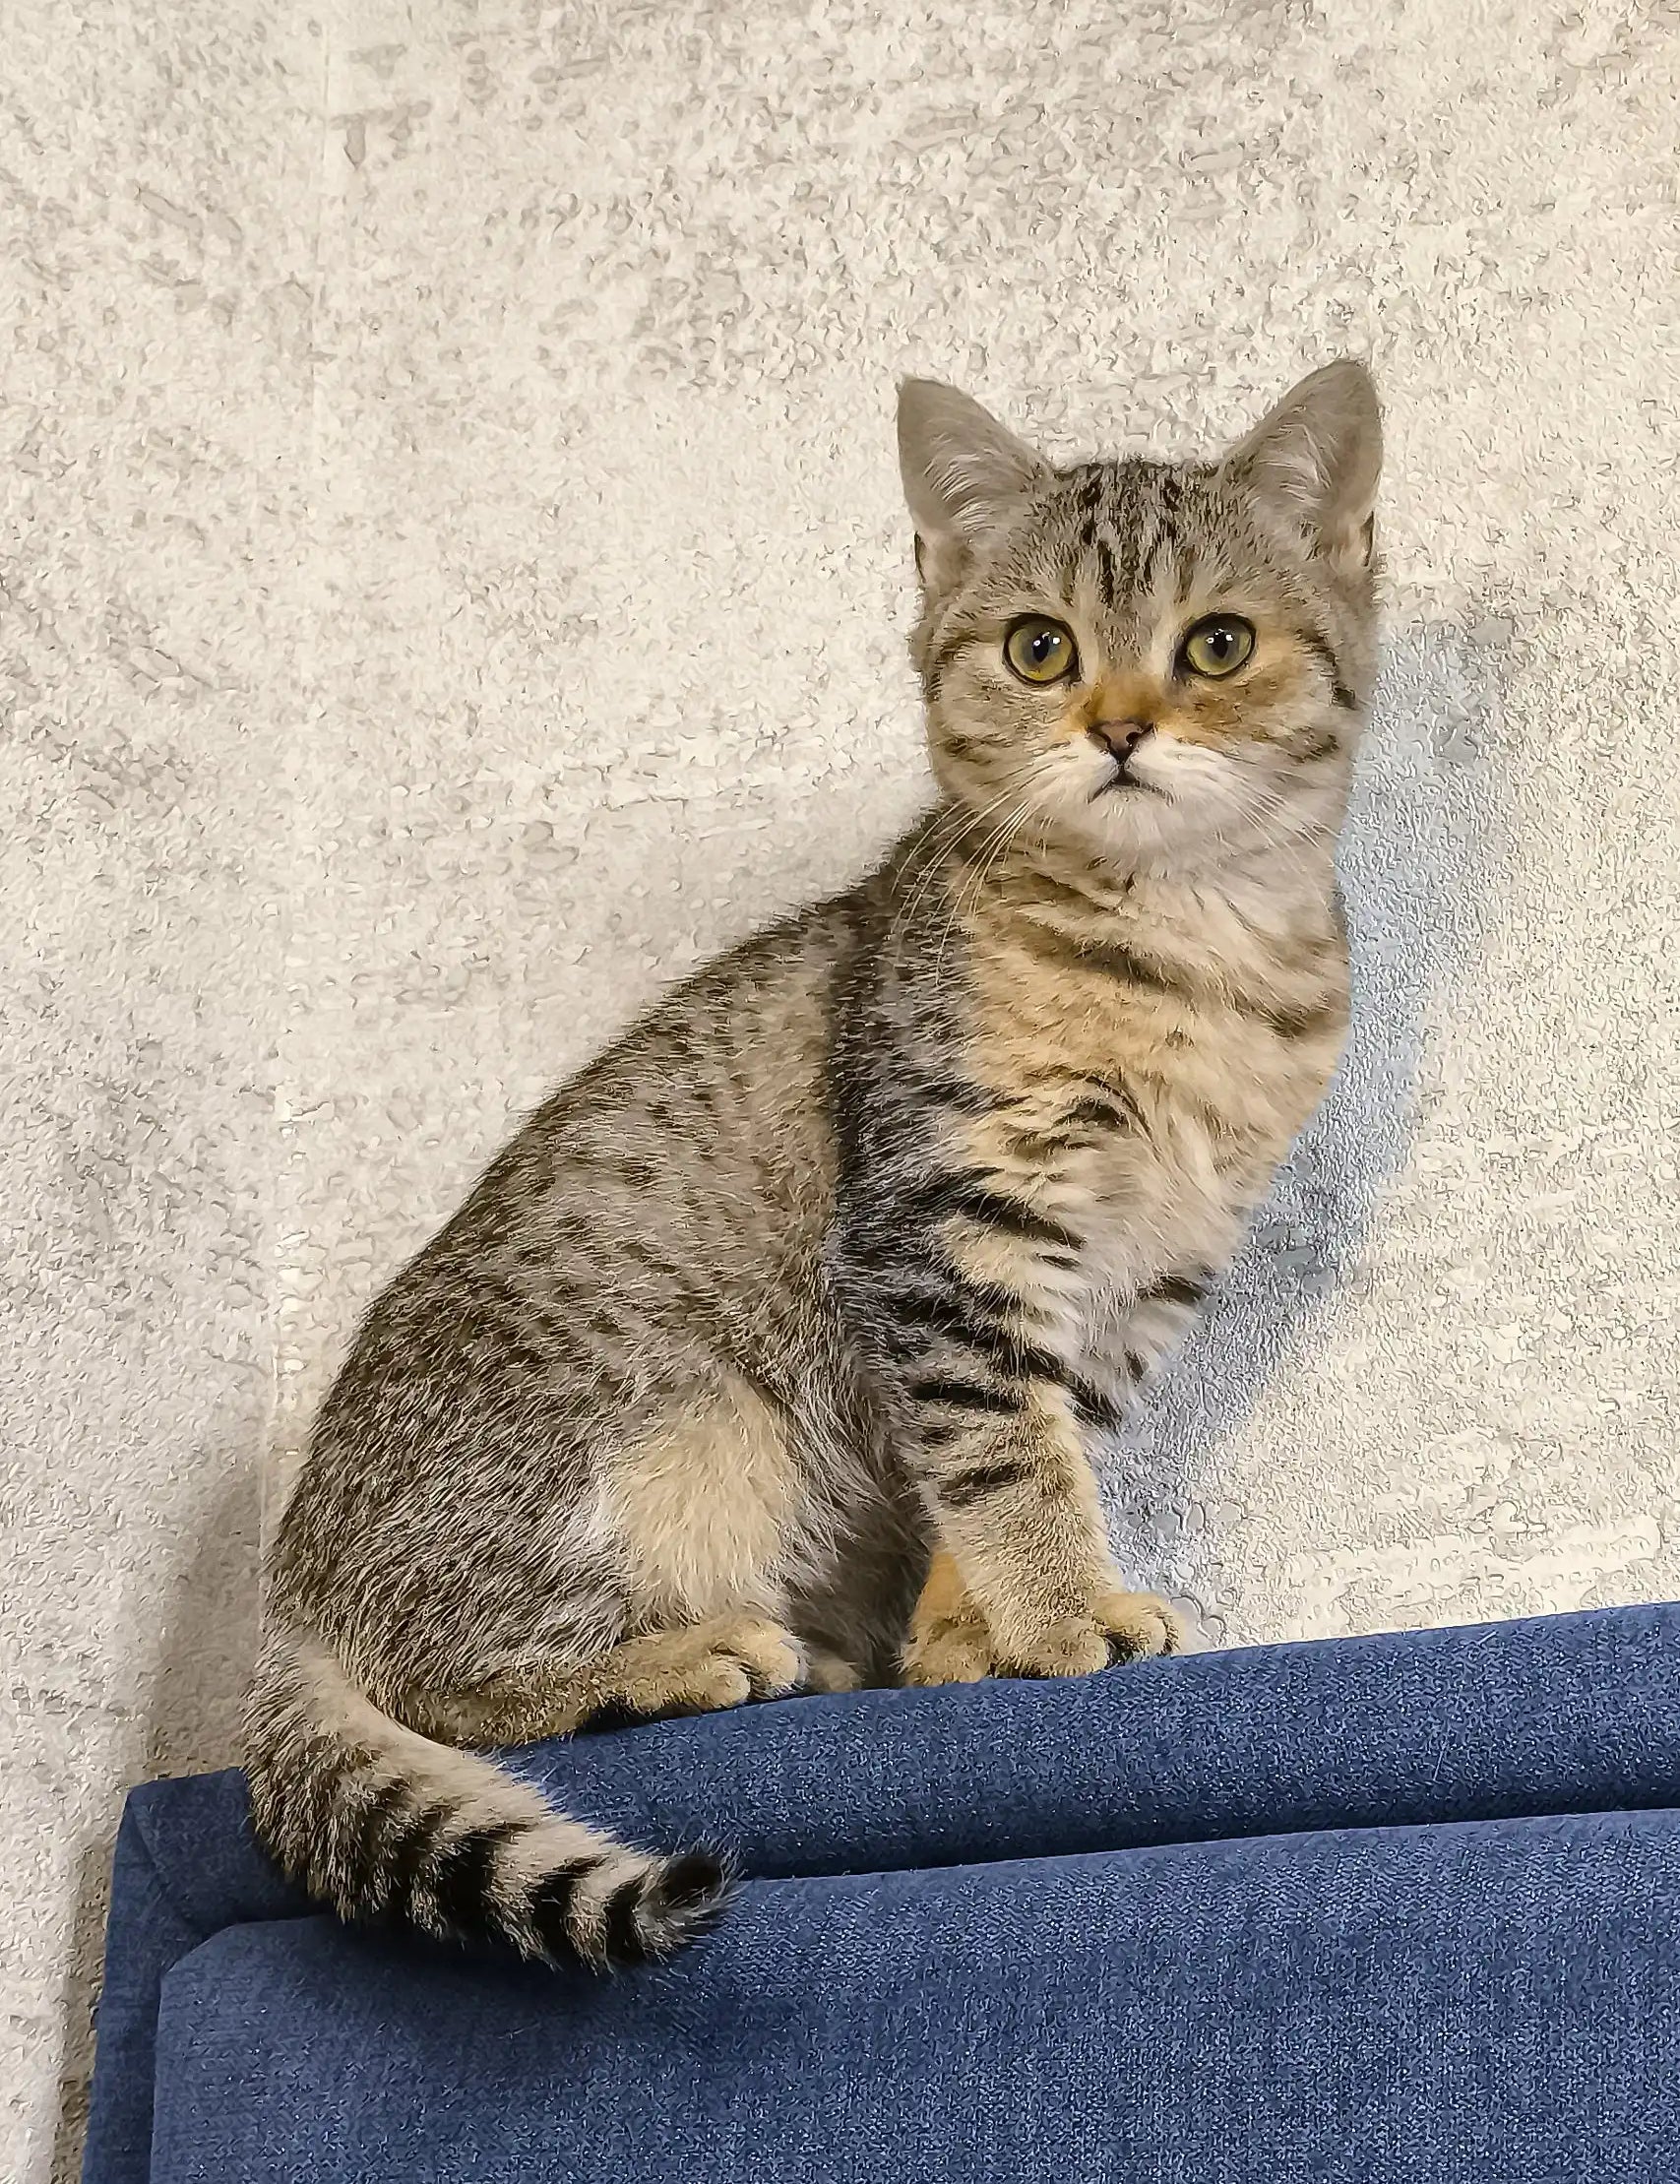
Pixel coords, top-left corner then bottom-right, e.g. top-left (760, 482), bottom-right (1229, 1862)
top-left (1222, 360), bottom-right (1382, 578)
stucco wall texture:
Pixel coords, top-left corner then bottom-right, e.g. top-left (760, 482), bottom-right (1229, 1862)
top-left (5, 3), bottom-right (1677, 2173)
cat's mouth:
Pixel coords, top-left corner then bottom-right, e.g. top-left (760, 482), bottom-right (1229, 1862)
top-left (1091, 766), bottom-right (1166, 801)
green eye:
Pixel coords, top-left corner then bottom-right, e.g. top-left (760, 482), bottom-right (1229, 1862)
top-left (1004, 617), bottom-right (1078, 685)
top-left (1179, 616), bottom-right (1256, 678)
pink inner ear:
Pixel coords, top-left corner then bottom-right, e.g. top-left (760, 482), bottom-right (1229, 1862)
top-left (1322, 508), bottom-right (1376, 575)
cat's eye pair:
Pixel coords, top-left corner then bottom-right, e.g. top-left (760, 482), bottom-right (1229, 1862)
top-left (1004, 613), bottom-right (1257, 687)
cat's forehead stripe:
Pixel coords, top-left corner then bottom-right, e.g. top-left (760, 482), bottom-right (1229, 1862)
top-left (1056, 460), bottom-right (1204, 609)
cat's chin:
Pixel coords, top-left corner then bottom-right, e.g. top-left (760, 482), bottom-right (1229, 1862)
top-left (1042, 795), bottom-right (1284, 886)
top-left (1033, 782), bottom-right (1199, 867)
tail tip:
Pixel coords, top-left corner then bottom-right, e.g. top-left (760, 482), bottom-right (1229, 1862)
top-left (655, 1848), bottom-right (732, 1924)
top-left (624, 1847), bottom-right (733, 1964)
top-left (531, 1846), bottom-right (734, 1972)
top-left (594, 1847), bottom-right (732, 1970)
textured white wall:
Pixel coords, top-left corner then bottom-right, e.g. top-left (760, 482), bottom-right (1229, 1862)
top-left (5, 1), bottom-right (1678, 2173)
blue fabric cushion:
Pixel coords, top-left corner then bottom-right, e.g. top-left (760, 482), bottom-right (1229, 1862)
top-left (85, 1604), bottom-right (1680, 2182)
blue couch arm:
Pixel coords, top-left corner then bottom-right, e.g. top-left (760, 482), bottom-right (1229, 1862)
top-left (85, 1604), bottom-right (1680, 2182)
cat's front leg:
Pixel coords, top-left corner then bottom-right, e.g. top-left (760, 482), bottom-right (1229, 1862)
top-left (853, 1191), bottom-right (1181, 1678)
top-left (901, 1358), bottom-right (1182, 1681)
top-left (900, 1270), bottom-right (1212, 1683)
top-left (924, 1376), bottom-right (1178, 1674)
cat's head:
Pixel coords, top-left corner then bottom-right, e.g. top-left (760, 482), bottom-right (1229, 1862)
top-left (897, 363), bottom-right (1382, 876)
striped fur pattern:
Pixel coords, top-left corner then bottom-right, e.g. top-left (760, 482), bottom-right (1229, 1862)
top-left (247, 361), bottom-right (1382, 1966)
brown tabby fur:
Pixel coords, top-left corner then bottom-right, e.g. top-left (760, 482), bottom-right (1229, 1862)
top-left (244, 360), bottom-right (1383, 1969)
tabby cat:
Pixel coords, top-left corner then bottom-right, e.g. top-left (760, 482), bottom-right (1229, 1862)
top-left (245, 359), bottom-right (1382, 1972)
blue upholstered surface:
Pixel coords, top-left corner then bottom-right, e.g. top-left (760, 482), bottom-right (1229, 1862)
top-left (85, 1604), bottom-right (1680, 2181)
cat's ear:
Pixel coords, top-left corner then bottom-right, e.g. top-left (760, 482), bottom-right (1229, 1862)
top-left (1223, 360), bottom-right (1382, 577)
top-left (897, 379), bottom-right (1049, 589)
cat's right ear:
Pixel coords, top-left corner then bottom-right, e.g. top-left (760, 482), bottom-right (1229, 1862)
top-left (897, 380), bottom-right (1049, 593)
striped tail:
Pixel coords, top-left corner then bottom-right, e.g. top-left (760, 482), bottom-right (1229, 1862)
top-left (243, 1627), bottom-right (730, 1970)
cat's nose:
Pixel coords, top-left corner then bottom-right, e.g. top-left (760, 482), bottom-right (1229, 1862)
top-left (1089, 719), bottom-right (1152, 767)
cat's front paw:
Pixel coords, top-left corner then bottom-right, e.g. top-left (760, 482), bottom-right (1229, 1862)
top-left (902, 1555), bottom-right (1184, 1685)
top-left (999, 1591), bottom-right (1183, 1677)
top-left (902, 1611), bottom-right (996, 1686)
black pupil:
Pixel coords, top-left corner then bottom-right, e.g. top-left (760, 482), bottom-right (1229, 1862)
top-left (1031, 629), bottom-right (1059, 662)
top-left (1205, 626), bottom-right (1233, 656)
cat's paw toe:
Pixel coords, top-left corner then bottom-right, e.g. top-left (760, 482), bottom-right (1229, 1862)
top-left (997, 1594), bottom-right (1183, 1678)
top-left (802, 1648), bottom-right (865, 1695)
top-left (1093, 1590), bottom-right (1184, 1662)
top-left (997, 1618), bottom-right (1114, 1679)
top-left (716, 1619), bottom-right (807, 1699)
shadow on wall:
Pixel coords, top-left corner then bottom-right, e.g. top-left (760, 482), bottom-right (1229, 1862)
top-left (1100, 620), bottom-right (1508, 1642)
top-left (49, 1462), bottom-right (261, 2184)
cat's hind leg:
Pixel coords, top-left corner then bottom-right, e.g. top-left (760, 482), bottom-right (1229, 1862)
top-left (408, 1373), bottom-right (831, 1745)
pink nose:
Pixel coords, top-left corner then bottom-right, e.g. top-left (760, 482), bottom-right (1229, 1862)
top-left (1089, 719), bottom-right (1152, 765)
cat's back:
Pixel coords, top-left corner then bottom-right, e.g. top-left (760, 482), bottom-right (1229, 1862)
top-left (302, 878), bottom-right (887, 1464)
top-left (535, 887), bottom-right (867, 1243)
top-left (402, 882), bottom-right (887, 1322)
